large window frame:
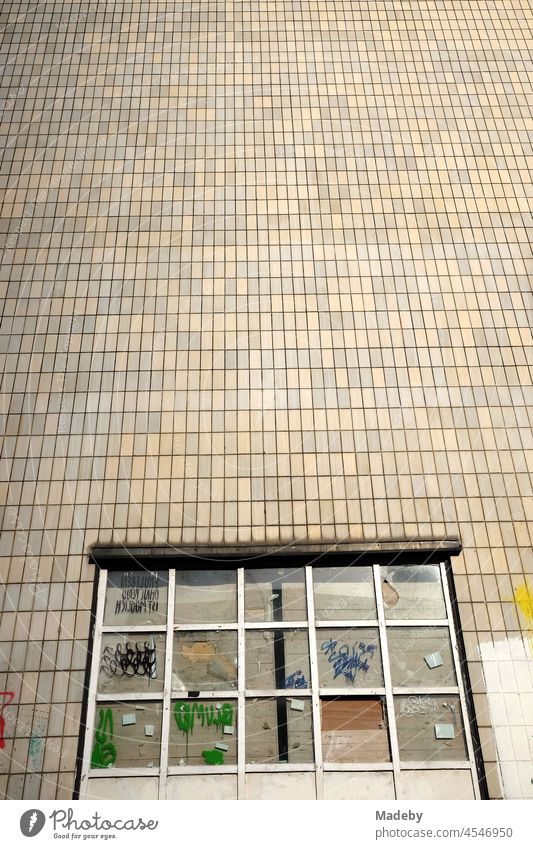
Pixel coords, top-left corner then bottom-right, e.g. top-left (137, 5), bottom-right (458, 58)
top-left (79, 554), bottom-right (482, 799)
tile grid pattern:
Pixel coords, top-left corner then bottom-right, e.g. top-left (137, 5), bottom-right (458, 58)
top-left (0, 0), bottom-right (532, 799)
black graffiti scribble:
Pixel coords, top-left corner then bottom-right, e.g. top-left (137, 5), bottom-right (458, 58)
top-left (100, 641), bottom-right (157, 679)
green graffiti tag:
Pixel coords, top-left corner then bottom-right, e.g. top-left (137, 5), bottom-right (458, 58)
top-left (202, 749), bottom-right (225, 765)
top-left (174, 701), bottom-right (233, 734)
top-left (91, 707), bottom-right (117, 769)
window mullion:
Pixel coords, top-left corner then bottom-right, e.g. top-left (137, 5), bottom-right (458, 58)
top-left (100, 624), bottom-right (167, 633)
top-left (172, 622), bottom-right (237, 631)
top-left (170, 690), bottom-right (238, 700)
top-left (305, 564), bottom-right (324, 800)
top-left (384, 619), bottom-right (449, 628)
top-left (95, 692), bottom-right (162, 702)
top-left (158, 567), bottom-right (175, 800)
top-left (373, 562), bottom-right (401, 794)
top-left (80, 567), bottom-right (107, 798)
top-left (237, 567), bottom-right (245, 798)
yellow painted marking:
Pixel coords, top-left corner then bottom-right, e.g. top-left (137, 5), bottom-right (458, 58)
top-left (514, 582), bottom-right (533, 624)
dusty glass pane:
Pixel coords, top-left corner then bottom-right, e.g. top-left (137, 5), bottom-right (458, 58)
top-left (381, 565), bottom-right (446, 620)
top-left (321, 697), bottom-right (391, 763)
top-left (244, 567), bottom-right (306, 622)
top-left (104, 571), bottom-right (168, 627)
top-left (395, 695), bottom-right (467, 762)
top-left (172, 631), bottom-right (238, 691)
top-left (169, 699), bottom-right (237, 766)
top-left (98, 633), bottom-right (165, 694)
top-left (90, 701), bottom-right (162, 769)
top-left (317, 628), bottom-right (383, 688)
top-left (174, 570), bottom-right (237, 624)
top-left (388, 626), bottom-right (457, 688)
top-left (245, 630), bottom-right (310, 690)
top-left (245, 697), bottom-right (313, 764)
top-left (313, 565), bottom-right (376, 620)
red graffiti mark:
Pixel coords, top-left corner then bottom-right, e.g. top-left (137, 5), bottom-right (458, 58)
top-left (0, 692), bottom-right (15, 749)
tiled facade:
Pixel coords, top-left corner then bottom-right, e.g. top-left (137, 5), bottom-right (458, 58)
top-left (0, 0), bottom-right (532, 800)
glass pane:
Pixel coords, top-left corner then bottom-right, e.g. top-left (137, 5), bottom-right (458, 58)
top-left (98, 633), bottom-right (165, 694)
top-left (172, 631), bottom-right (238, 691)
top-left (395, 695), bottom-right (467, 762)
top-left (317, 628), bottom-right (383, 688)
top-left (91, 702), bottom-right (162, 769)
top-left (313, 566), bottom-right (376, 620)
top-left (245, 567), bottom-right (306, 622)
top-left (169, 699), bottom-right (237, 766)
top-left (104, 570), bottom-right (168, 627)
top-left (381, 564), bottom-right (446, 620)
top-left (246, 697), bottom-right (313, 764)
top-left (321, 697), bottom-right (391, 763)
top-left (388, 626), bottom-right (457, 688)
top-left (245, 630), bottom-right (310, 690)
top-left (174, 570), bottom-right (237, 624)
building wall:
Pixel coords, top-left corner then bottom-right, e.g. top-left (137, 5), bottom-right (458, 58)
top-left (0, 0), bottom-right (532, 800)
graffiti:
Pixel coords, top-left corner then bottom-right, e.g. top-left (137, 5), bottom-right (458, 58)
top-left (115, 572), bottom-right (161, 616)
top-left (91, 708), bottom-right (117, 768)
top-left (202, 749), bottom-right (224, 765)
top-left (0, 691), bottom-right (15, 749)
top-left (28, 734), bottom-right (44, 770)
top-left (100, 641), bottom-right (157, 679)
top-left (120, 572), bottom-right (161, 589)
top-left (320, 639), bottom-right (377, 684)
top-left (399, 695), bottom-right (439, 717)
top-left (284, 670), bottom-right (308, 689)
top-left (28, 734), bottom-right (42, 757)
top-left (174, 701), bottom-right (233, 734)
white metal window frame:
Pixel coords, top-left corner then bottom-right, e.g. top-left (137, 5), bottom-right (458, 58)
top-left (79, 561), bottom-right (480, 799)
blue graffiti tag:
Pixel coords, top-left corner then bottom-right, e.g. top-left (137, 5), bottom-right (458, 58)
top-left (284, 669), bottom-right (308, 689)
top-left (320, 639), bottom-right (377, 684)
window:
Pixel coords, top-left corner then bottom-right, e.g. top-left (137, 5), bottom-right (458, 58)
top-left (80, 558), bottom-right (480, 798)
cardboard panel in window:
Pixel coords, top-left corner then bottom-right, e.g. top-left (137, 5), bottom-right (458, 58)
top-left (172, 630), bottom-right (238, 691)
top-left (321, 697), bottom-right (391, 763)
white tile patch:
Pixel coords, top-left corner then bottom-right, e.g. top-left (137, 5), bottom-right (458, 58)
top-left (510, 726), bottom-right (530, 761)
top-left (514, 661), bottom-right (533, 693)
top-left (504, 693), bottom-right (523, 725)
top-left (499, 662), bottom-right (518, 693)
top-left (480, 635), bottom-right (533, 799)
top-left (516, 763), bottom-right (533, 800)
top-left (482, 661), bottom-right (502, 693)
